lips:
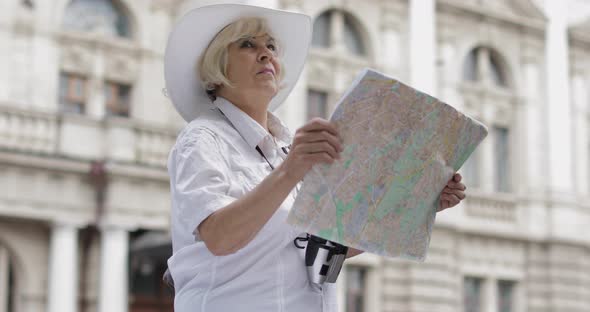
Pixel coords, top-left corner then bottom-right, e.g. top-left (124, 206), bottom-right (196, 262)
top-left (257, 68), bottom-right (275, 76)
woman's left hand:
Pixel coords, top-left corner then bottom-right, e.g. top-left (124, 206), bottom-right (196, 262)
top-left (438, 173), bottom-right (466, 212)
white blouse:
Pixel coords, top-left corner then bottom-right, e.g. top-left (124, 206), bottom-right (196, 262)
top-left (166, 97), bottom-right (338, 312)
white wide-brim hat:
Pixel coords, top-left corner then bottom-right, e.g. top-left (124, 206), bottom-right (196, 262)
top-left (164, 4), bottom-right (312, 122)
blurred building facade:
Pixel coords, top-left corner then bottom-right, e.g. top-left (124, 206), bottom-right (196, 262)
top-left (0, 0), bottom-right (588, 312)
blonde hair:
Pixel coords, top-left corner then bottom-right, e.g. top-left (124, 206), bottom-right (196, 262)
top-left (198, 17), bottom-right (286, 101)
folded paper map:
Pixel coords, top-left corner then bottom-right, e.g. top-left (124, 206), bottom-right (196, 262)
top-left (286, 68), bottom-right (488, 261)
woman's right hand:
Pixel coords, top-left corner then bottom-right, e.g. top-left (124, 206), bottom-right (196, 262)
top-left (197, 118), bottom-right (342, 255)
top-left (280, 118), bottom-right (343, 183)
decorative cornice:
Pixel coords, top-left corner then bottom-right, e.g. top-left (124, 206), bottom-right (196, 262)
top-left (569, 18), bottom-right (590, 45)
top-left (437, 0), bottom-right (546, 33)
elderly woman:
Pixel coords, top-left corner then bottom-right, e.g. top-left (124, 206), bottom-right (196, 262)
top-left (163, 4), bottom-right (466, 312)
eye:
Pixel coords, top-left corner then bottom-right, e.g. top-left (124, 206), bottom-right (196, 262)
top-left (240, 40), bottom-right (255, 48)
top-left (267, 44), bottom-right (276, 51)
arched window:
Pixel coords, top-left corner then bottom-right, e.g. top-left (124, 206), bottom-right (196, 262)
top-left (312, 12), bottom-right (331, 48)
top-left (312, 10), bottom-right (367, 57)
top-left (307, 9), bottom-right (369, 121)
top-left (460, 46), bottom-right (513, 193)
top-left (462, 46), bottom-right (508, 88)
top-left (21, 0), bottom-right (34, 9)
top-left (343, 14), bottom-right (365, 56)
top-left (62, 0), bottom-right (131, 38)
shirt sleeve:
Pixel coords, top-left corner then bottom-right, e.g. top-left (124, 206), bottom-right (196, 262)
top-left (170, 127), bottom-right (236, 242)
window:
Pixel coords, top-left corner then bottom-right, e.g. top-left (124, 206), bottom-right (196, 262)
top-left (22, 0), bottom-right (34, 9)
top-left (7, 260), bottom-right (14, 312)
top-left (345, 266), bottom-right (367, 312)
top-left (104, 81), bottom-right (131, 117)
top-left (312, 12), bottom-right (331, 48)
top-left (489, 55), bottom-right (506, 87)
top-left (462, 47), bottom-right (507, 88)
top-left (129, 231), bottom-right (173, 310)
top-left (462, 148), bottom-right (480, 189)
top-left (464, 277), bottom-right (483, 312)
top-left (62, 0), bottom-right (131, 38)
top-left (497, 280), bottom-right (516, 312)
top-left (312, 10), bottom-right (366, 56)
top-left (343, 14), bottom-right (365, 56)
top-left (494, 126), bottom-right (510, 192)
top-left (59, 73), bottom-right (87, 114)
top-left (463, 48), bottom-right (479, 82)
top-left (0, 246), bottom-right (16, 312)
top-left (307, 89), bottom-right (328, 120)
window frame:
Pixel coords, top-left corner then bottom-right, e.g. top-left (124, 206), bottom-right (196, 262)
top-left (493, 125), bottom-right (511, 193)
top-left (104, 81), bottom-right (131, 118)
top-left (463, 276), bottom-right (484, 312)
top-left (59, 72), bottom-right (88, 114)
top-left (462, 46), bottom-right (509, 89)
top-left (306, 88), bottom-right (329, 120)
top-left (311, 9), bottom-right (368, 58)
top-left (344, 265), bottom-right (368, 312)
top-left (61, 0), bottom-right (132, 39)
top-left (497, 280), bottom-right (517, 312)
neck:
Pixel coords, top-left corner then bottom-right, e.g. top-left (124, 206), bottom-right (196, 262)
top-left (218, 91), bottom-right (272, 132)
top-left (240, 103), bottom-right (269, 132)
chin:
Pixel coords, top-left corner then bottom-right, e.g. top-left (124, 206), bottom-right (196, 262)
top-left (256, 84), bottom-right (278, 96)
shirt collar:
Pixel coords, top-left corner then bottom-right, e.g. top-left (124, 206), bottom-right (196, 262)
top-left (214, 97), bottom-right (292, 149)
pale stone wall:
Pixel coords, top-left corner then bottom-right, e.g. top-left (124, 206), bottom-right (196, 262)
top-left (0, 0), bottom-right (589, 312)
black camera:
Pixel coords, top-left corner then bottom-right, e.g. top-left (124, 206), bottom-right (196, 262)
top-left (295, 234), bottom-right (349, 285)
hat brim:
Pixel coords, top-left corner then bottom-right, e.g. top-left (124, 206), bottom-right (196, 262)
top-left (164, 4), bottom-right (312, 122)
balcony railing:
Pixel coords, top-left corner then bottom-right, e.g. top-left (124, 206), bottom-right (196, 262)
top-left (0, 105), bottom-right (178, 168)
top-left (464, 190), bottom-right (518, 222)
top-left (0, 105), bottom-right (58, 155)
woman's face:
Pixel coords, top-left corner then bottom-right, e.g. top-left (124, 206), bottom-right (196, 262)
top-left (222, 34), bottom-right (281, 100)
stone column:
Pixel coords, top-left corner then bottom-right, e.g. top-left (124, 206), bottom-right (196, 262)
top-left (479, 108), bottom-right (496, 193)
top-left (378, 7), bottom-right (402, 76)
top-left (0, 1), bottom-right (17, 100)
top-left (274, 1), bottom-right (308, 130)
top-left (439, 41), bottom-right (461, 107)
top-left (331, 11), bottom-right (348, 95)
top-left (0, 246), bottom-right (8, 312)
top-left (31, 32), bottom-right (60, 112)
top-left (409, 0), bottom-right (436, 95)
top-left (540, 0), bottom-right (586, 244)
top-left (484, 277), bottom-right (497, 312)
top-left (521, 61), bottom-right (544, 195)
top-left (572, 73), bottom-right (588, 196)
top-left (47, 222), bottom-right (79, 312)
top-left (31, 0), bottom-right (60, 111)
top-left (87, 49), bottom-right (105, 118)
top-left (336, 268), bottom-right (346, 312)
top-left (97, 226), bottom-right (129, 312)
top-left (544, 0), bottom-right (573, 195)
top-left (519, 59), bottom-right (550, 238)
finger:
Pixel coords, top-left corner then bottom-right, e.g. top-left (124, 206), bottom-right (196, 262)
top-left (447, 189), bottom-right (466, 200)
top-left (441, 193), bottom-right (461, 206)
top-left (299, 118), bottom-right (339, 137)
top-left (306, 152), bottom-right (334, 165)
top-left (443, 186), bottom-right (466, 198)
top-left (439, 199), bottom-right (449, 211)
top-left (453, 173), bottom-right (462, 183)
top-left (446, 181), bottom-right (466, 190)
top-left (297, 130), bottom-right (343, 152)
top-left (300, 142), bottom-right (340, 159)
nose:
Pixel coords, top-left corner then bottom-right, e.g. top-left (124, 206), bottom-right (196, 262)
top-left (257, 46), bottom-right (273, 63)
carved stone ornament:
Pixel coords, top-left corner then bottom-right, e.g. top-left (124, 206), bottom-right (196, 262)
top-left (307, 59), bottom-right (332, 88)
top-left (105, 54), bottom-right (137, 83)
top-left (61, 45), bottom-right (93, 75)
